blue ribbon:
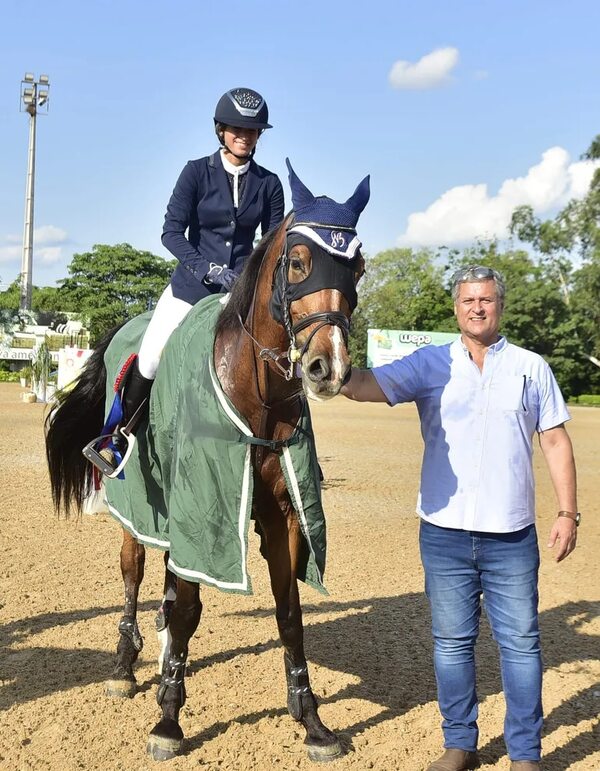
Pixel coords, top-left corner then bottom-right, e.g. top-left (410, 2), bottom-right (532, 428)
top-left (96, 392), bottom-right (126, 479)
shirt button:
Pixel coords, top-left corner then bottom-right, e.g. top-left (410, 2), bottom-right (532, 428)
top-left (226, 241), bottom-right (231, 247)
top-left (229, 220), bottom-right (235, 226)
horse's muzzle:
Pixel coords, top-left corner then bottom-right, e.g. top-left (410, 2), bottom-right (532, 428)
top-left (302, 354), bottom-right (350, 401)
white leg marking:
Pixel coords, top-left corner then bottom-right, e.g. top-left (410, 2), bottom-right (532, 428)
top-left (157, 627), bottom-right (172, 674)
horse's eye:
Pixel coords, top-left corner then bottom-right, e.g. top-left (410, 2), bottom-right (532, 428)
top-left (290, 257), bottom-right (304, 272)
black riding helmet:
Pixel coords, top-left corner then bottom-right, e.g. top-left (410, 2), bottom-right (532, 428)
top-left (213, 87), bottom-right (272, 130)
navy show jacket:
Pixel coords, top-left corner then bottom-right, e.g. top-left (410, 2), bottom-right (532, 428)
top-left (162, 150), bottom-right (285, 304)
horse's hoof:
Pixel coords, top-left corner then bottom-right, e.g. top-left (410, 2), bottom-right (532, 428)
top-left (105, 678), bottom-right (137, 698)
top-left (147, 720), bottom-right (183, 761)
top-left (306, 739), bottom-right (343, 763)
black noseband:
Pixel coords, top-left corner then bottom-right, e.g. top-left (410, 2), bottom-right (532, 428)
top-left (291, 311), bottom-right (350, 360)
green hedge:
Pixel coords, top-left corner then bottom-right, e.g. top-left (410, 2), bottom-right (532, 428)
top-left (0, 371), bottom-right (22, 383)
top-left (570, 394), bottom-right (600, 407)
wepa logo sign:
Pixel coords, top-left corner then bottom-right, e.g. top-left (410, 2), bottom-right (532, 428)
top-left (399, 332), bottom-right (432, 347)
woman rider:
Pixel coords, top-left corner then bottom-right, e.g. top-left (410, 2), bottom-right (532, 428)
top-left (94, 87), bottom-right (284, 476)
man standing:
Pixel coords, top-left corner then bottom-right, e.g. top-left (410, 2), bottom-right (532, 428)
top-left (342, 266), bottom-right (579, 771)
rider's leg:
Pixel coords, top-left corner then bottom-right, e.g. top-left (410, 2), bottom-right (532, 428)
top-left (118, 283), bottom-right (193, 443)
top-left (99, 285), bottom-right (193, 474)
top-left (137, 285), bottom-right (194, 380)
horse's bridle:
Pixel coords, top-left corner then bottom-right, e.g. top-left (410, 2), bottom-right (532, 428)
top-left (238, 229), bottom-right (355, 381)
top-left (235, 225), bottom-right (358, 468)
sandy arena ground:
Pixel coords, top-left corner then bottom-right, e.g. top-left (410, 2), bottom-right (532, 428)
top-left (0, 381), bottom-right (598, 770)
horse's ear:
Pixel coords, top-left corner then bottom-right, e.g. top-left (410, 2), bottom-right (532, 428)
top-left (286, 158), bottom-right (315, 211)
top-left (345, 175), bottom-right (370, 216)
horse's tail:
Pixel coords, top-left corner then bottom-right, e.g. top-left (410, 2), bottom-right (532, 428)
top-left (45, 323), bottom-right (124, 517)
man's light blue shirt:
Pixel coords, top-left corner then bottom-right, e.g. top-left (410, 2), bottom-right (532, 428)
top-left (372, 336), bottom-right (570, 532)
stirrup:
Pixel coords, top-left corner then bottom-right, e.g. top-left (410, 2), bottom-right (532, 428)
top-left (82, 427), bottom-right (136, 479)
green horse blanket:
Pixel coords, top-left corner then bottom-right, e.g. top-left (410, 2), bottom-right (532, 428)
top-left (103, 295), bottom-right (327, 595)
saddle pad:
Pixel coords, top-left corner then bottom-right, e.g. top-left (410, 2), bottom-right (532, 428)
top-left (103, 295), bottom-right (326, 595)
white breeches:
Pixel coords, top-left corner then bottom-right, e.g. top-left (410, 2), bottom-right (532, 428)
top-left (137, 284), bottom-right (193, 379)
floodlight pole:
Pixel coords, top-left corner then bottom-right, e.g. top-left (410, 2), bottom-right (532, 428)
top-left (19, 74), bottom-right (50, 312)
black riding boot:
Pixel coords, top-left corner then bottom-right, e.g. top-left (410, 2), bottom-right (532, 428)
top-left (110, 360), bottom-right (154, 462)
top-left (87, 359), bottom-right (154, 476)
top-left (83, 357), bottom-right (154, 476)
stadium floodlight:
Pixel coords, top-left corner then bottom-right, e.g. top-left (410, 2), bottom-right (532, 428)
top-left (18, 73), bottom-right (51, 311)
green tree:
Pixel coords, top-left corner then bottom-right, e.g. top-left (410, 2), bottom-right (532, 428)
top-left (58, 244), bottom-right (175, 343)
top-left (350, 249), bottom-right (454, 366)
top-left (0, 278), bottom-right (64, 312)
top-left (510, 135), bottom-right (600, 393)
top-left (0, 279), bottom-right (20, 312)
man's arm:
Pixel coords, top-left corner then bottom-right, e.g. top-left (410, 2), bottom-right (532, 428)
top-left (341, 368), bottom-right (389, 403)
top-left (538, 424), bottom-right (578, 562)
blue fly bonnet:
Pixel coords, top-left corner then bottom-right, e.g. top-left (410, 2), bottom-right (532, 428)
top-left (268, 161), bottom-right (371, 360)
top-left (286, 158), bottom-right (370, 260)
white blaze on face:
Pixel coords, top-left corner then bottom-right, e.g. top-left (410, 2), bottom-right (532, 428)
top-left (303, 325), bottom-right (346, 402)
top-left (329, 325), bottom-right (346, 382)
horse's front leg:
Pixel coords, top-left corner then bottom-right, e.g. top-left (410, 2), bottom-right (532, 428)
top-left (147, 577), bottom-right (201, 761)
top-left (106, 528), bottom-right (145, 698)
top-left (155, 551), bottom-right (178, 674)
top-left (263, 503), bottom-right (342, 762)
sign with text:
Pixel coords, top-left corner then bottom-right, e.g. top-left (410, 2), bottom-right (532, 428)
top-left (367, 329), bottom-right (457, 368)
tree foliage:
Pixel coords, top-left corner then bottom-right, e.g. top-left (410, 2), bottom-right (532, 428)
top-left (509, 134), bottom-right (600, 394)
top-left (350, 249), bottom-right (454, 365)
top-left (58, 244), bottom-right (175, 343)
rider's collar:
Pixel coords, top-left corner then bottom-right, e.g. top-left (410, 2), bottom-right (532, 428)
top-left (220, 149), bottom-right (250, 176)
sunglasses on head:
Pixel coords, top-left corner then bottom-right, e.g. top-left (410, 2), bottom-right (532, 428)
top-left (451, 265), bottom-right (497, 284)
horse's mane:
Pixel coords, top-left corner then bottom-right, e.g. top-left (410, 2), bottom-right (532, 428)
top-left (215, 215), bottom-right (290, 334)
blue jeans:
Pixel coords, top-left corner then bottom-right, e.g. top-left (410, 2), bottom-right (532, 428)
top-left (419, 520), bottom-right (542, 761)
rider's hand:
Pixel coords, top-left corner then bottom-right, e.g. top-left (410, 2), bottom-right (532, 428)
top-left (203, 263), bottom-right (238, 291)
top-left (218, 268), bottom-right (238, 291)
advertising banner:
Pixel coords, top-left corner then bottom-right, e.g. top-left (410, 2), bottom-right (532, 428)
top-left (367, 329), bottom-right (457, 368)
top-left (57, 347), bottom-right (94, 389)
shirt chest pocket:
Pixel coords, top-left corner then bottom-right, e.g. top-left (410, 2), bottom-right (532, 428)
top-left (492, 375), bottom-right (527, 412)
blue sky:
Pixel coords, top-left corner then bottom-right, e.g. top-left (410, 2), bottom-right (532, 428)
top-left (1, 0), bottom-right (599, 288)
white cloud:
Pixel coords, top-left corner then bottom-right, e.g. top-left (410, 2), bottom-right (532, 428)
top-left (0, 244), bottom-right (21, 264)
top-left (37, 247), bottom-right (64, 265)
top-left (397, 147), bottom-right (600, 247)
top-left (34, 225), bottom-right (67, 244)
top-left (0, 224), bottom-right (68, 266)
top-left (389, 47), bottom-right (459, 90)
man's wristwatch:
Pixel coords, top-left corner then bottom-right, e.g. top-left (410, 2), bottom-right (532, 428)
top-left (558, 510), bottom-right (581, 526)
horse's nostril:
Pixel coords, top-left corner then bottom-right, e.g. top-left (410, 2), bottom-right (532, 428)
top-left (308, 357), bottom-right (330, 382)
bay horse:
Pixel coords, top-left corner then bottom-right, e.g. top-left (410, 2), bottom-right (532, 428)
top-left (45, 160), bottom-right (369, 762)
